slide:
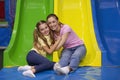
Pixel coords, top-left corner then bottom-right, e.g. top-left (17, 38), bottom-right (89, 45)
top-left (4, 0), bottom-right (101, 67)
top-left (4, 0), bottom-right (54, 66)
top-left (53, 0), bottom-right (101, 66)
top-left (92, 0), bottom-right (120, 66)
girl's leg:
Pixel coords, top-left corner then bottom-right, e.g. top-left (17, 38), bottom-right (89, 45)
top-left (27, 50), bottom-right (54, 73)
top-left (59, 49), bottom-right (72, 67)
top-left (69, 45), bottom-right (86, 71)
top-left (55, 45), bottom-right (86, 75)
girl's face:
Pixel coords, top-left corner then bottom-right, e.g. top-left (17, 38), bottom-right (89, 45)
top-left (39, 23), bottom-right (50, 36)
top-left (47, 17), bottom-right (59, 31)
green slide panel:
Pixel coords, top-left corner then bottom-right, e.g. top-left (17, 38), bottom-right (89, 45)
top-left (4, 0), bottom-right (54, 67)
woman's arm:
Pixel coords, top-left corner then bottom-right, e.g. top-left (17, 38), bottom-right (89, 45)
top-left (42, 37), bottom-right (61, 54)
top-left (55, 32), bottom-right (70, 50)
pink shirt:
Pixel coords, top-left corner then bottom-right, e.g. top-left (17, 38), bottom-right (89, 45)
top-left (59, 25), bottom-right (84, 48)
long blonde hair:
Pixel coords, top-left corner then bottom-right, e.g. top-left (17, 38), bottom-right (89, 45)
top-left (33, 29), bottom-right (42, 50)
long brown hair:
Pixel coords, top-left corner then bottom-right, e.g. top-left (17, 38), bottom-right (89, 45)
top-left (33, 20), bottom-right (55, 49)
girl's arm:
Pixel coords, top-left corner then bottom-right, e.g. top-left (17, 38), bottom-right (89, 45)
top-left (55, 32), bottom-right (70, 50)
top-left (42, 37), bottom-right (61, 54)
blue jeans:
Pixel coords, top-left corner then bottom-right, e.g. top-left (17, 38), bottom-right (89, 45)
top-left (59, 44), bottom-right (86, 71)
top-left (26, 50), bottom-right (55, 73)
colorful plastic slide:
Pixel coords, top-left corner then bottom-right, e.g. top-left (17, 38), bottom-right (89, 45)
top-left (4, 0), bottom-right (101, 67)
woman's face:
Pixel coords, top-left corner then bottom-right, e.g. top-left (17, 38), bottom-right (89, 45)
top-left (47, 17), bottom-right (59, 31)
top-left (39, 23), bottom-right (50, 36)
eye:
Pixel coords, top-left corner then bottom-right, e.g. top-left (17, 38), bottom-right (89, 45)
top-left (45, 26), bottom-right (48, 29)
top-left (40, 28), bottom-right (44, 31)
top-left (48, 22), bottom-right (51, 25)
top-left (52, 21), bottom-right (56, 23)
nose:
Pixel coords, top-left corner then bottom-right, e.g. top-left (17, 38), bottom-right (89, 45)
top-left (50, 22), bottom-right (54, 26)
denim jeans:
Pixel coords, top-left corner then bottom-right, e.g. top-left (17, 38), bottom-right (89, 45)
top-left (59, 44), bottom-right (86, 71)
top-left (26, 50), bottom-right (55, 73)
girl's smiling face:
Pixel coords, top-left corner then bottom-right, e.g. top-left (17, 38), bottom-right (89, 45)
top-left (39, 23), bottom-right (50, 36)
top-left (47, 17), bottom-right (59, 31)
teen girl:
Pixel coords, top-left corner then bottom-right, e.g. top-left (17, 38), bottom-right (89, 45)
top-left (18, 20), bottom-right (61, 77)
top-left (47, 14), bottom-right (87, 75)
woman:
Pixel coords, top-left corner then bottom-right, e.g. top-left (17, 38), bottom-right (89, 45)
top-left (47, 14), bottom-right (87, 75)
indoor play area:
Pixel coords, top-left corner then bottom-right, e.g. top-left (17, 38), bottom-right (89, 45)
top-left (0, 0), bottom-right (120, 80)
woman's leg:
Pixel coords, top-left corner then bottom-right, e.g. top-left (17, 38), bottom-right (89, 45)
top-left (69, 45), bottom-right (86, 71)
top-left (27, 50), bottom-right (55, 73)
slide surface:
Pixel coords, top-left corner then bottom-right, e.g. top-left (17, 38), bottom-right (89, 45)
top-left (92, 0), bottom-right (120, 66)
top-left (4, 0), bottom-right (53, 66)
top-left (53, 0), bottom-right (101, 66)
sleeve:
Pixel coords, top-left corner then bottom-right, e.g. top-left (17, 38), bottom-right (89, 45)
top-left (38, 38), bottom-right (46, 46)
top-left (62, 25), bottom-right (72, 35)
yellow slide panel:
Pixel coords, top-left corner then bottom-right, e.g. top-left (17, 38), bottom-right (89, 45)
top-left (53, 0), bottom-right (101, 66)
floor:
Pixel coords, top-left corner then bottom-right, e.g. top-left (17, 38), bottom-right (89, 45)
top-left (0, 66), bottom-right (101, 80)
top-left (0, 66), bottom-right (120, 80)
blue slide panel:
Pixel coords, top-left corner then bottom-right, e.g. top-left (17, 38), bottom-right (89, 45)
top-left (92, 0), bottom-right (120, 66)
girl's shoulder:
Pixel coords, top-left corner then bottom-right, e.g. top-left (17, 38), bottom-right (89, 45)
top-left (61, 24), bottom-right (71, 29)
top-left (61, 24), bottom-right (71, 30)
top-left (62, 24), bottom-right (70, 27)
top-left (38, 35), bottom-right (50, 40)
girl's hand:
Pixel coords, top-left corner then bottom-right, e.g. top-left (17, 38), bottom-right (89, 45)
top-left (57, 36), bottom-right (62, 41)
